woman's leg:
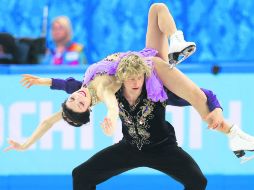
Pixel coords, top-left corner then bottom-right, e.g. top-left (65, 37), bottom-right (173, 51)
top-left (145, 3), bottom-right (195, 64)
top-left (152, 56), bottom-right (210, 119)
top-left (145, 4), bottom-right (215, 124)
top-left (146, 4), bottom-right (254, 162)
top-left (152, 56), bottom-right (232, 133)
top-left (145, 3), bottom-right (173, 61)
top-left (152, 57), bottom-right (254, 161)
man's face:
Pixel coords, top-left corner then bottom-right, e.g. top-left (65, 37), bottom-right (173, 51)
top-left (123, 74), bottom-right (145, 96)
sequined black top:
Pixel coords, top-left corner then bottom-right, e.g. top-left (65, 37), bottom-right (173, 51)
top-left (116, 85), bottom-right (177, 150)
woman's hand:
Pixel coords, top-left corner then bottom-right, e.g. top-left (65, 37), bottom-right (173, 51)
top-left (4, 139), bottom-right (26, 152)
top-left (20, 74), bottom-right (52, 88)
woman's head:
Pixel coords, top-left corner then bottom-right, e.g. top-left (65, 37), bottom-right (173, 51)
top-left (51, 16), bottom-right (72, 43)
top-left (62, 88), bottom-right (92, 127)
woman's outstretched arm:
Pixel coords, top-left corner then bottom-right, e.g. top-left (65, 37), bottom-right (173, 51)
top-left (21, 74), bottom-right (82, 94)
top-left (4, 111), bottom-right (62, 151)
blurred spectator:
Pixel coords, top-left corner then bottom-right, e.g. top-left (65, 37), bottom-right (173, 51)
top-left (18, 37), bottom-right (46, 64)
top-left (43, 16), bottom-right (87, 66)
top-left (0, 33), bottom-right (18, 64)
top-left (0, 32), bottom-right (46, 64)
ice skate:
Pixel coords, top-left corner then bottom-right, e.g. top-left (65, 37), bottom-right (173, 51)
top-left (168, 30), bottom-right (196, 67)
top-left (228, 124), bottom-right (254, 164)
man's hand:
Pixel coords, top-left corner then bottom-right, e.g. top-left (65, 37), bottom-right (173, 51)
top-left (205, 108), bottom-right (224, 129)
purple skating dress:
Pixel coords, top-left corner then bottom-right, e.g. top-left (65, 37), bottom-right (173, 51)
top-left (82, 48), bottom-right (168, 102)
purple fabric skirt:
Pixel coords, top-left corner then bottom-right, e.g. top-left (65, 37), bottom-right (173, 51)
top-left (82, 48), bottom-right (168, 102)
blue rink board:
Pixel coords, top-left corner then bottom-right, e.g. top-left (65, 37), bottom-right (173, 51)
top-left (0, 175), bottom-right (253, 190)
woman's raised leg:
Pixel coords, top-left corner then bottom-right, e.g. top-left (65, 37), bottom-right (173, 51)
top-left (145, 3), bottom-right (196, 65)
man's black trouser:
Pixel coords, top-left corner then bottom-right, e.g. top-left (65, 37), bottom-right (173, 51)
top-left (72, 141), bottom-right (207, 190)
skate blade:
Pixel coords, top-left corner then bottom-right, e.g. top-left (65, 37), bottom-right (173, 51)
top-left (182, 45), bottom-right (196, 56)
top-left (240, 155), bottom-right (254, 164)
top-left (168, 45), bottom-right (196, 66)
top-left (233, 150), bottom-right (254, 164)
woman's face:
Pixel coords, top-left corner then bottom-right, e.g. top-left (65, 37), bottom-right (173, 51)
top-left (123, 74), bottom-right (145, 95)
top-left (51, 22), bottom-right (68, 43)
top-left (66, 88), bottom-right (91, 113)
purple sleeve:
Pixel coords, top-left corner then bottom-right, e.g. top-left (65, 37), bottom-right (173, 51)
top-left (166, 88), bottom-right (222, 111)
top-left (166, 90), bottom-right (191, 106)
top-left (201, 88), bottom-right (222, 111)
top-left (50, 77), bottom-right (82, 94)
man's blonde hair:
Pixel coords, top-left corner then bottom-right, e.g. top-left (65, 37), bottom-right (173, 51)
top-left (116, 54), bottom-right (151, 82)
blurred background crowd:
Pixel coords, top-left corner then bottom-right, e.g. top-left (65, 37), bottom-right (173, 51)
top-left (1, 0), bottom-right (254, 68)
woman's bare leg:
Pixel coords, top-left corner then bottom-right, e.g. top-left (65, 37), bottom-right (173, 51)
top-left (145, 3), bottom-right (196, 64)
top-left (145, 4), bottom-right (231, 134)
top-left (152, 56), bottom-right (233, 134)
top-left (145, 3), bottom-right (177, 62)
top-left (145, 6), bottom-right (254, 157)
top-left (145, 4), bottom-right (215, 123)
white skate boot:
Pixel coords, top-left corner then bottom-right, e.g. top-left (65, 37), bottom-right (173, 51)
top-left (168, 30), bottom-right (196, 67)
top-left (228, 124), bottom-right (254, 164)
